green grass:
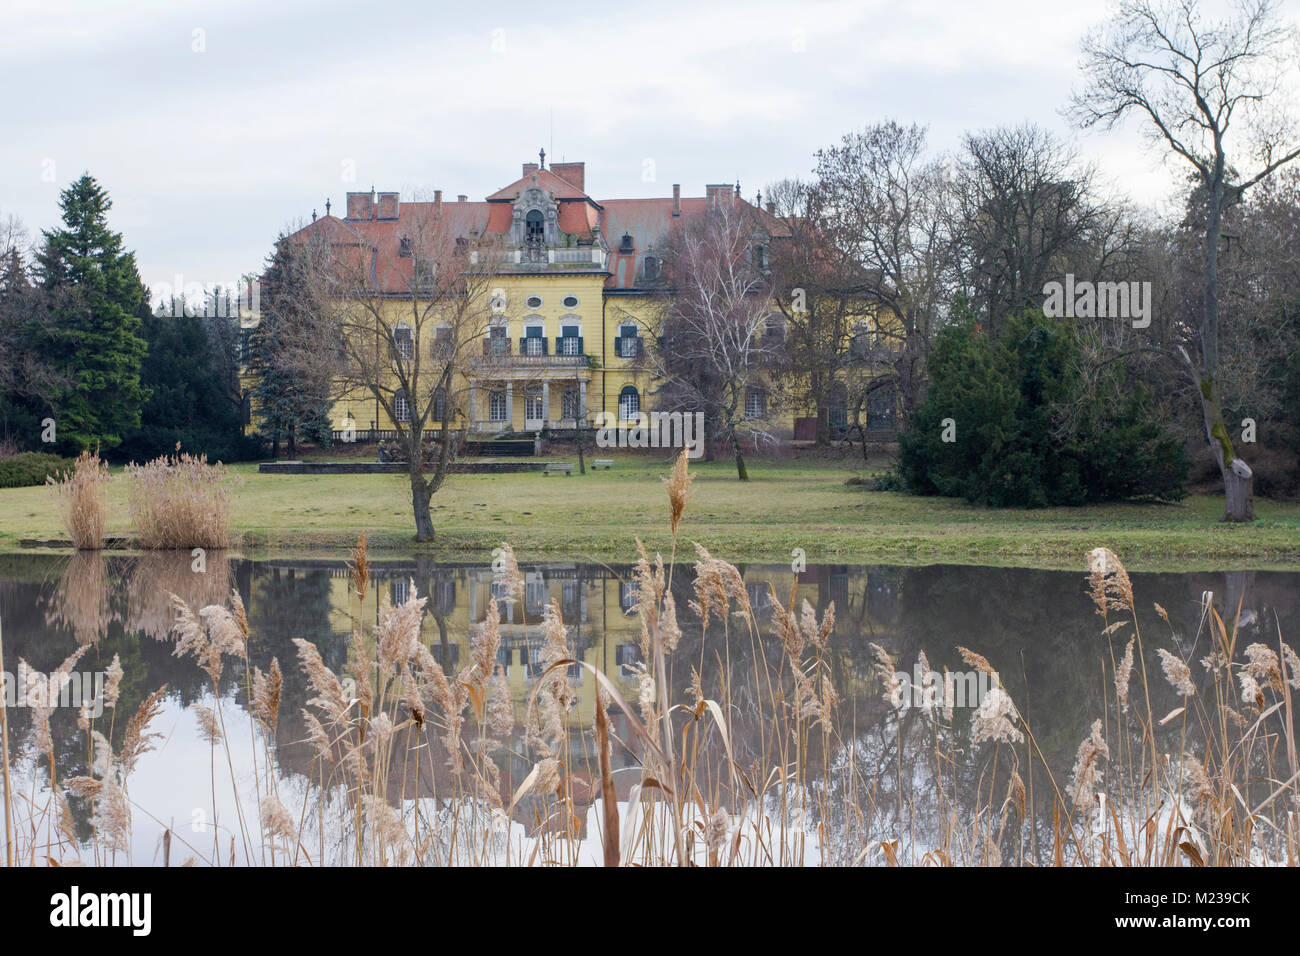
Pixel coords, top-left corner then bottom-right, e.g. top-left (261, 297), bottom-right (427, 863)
top-left (3, 454), bottom-right (1299, 568)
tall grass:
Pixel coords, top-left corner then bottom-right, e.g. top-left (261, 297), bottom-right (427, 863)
top-left (47, 449), bottom-right (111, 549)
top-left (125, 447), bottom-right (236, 549)
top-left (3, 450), bottom-right (1297, 866)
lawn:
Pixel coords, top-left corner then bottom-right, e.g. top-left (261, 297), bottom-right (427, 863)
top-left (4, 454), bottom-right (1299, 568)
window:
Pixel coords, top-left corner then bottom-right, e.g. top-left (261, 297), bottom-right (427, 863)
top-left (394, 388), bottom-right (411, 423)
top-left (433, 387), bottom-right (447, 422)
top-left (523, 324), bottom-right (546, 355)
top-left (487, 324), bottom-right (509, 355)
top-left (398, 236), bottom-right (412, 258)
top-left (619, 581), bottom-right (639, 614)
top-left (643, 256), bottom-right (661, 281)
top-left (754, 243), bottom-right (769, 271)
top-left (828, 381), bottom-right (848, 435)
top-left (617, 324), bottom-right (641, 359)
top-left (489, 389), bottom-right (508, 422)
top-left (867, 385), bottom-right (897, 430)
top-left (562, 295), bottom-right (579, 308)
top-left (391, 579), bottom-right (411, 604)
top-left (764, 316), bottom-right (786, 342)
top-left (745, 386), bottom-right (767, 419)
top-left (561, 387), bottom-right (580, 421)
top-left (525, 387), bottom-right (544, 423)
top-left (526, 295), bottom-right (543, 309)
top-left (560, 324), bottom-right (581, 355)
top-left (619, 233), bottom-right (634, 254)
top-left (239, 328), bottom-right (251, 365)
top-left (432, 325), bottom-right (453, 359)
top-left (393, 324), bottom-right (413, 360)
top-left (618, 385), bottom-right (640, 421)
top-left (525, 209), bottom-right (544, 242)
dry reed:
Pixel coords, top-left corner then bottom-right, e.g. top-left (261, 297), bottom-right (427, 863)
top-left (47, 449), bottom-right (111, 549)
top-left (125, 447), bottom-right (237, 549)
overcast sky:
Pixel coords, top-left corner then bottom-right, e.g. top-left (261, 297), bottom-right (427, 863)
top-left (3, 0), bottom-right (1293, 299)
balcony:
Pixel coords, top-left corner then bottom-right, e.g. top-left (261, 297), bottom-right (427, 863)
top-left (468, 351), bottom-right (589, 370)
top-left (471, 245), bottom-right (608, 272)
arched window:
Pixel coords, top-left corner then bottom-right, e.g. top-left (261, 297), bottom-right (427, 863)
top-left (394, 388), bottom-right (411, 423)
top-left (618, 385), bottom-right (640, 421)
top-left (525, 209), bottom-right (544, 242)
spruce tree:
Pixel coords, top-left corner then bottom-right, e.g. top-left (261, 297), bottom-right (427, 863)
top-left (34, 174), bottom-right (148, 452)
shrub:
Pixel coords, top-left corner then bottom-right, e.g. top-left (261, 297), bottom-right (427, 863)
top-left (46, 449), bottom-right (112, 549)
top-left (125, 448), bottom-right (238, 549)
top-left (0, 451), bottom-right (76, 488)
top-left (898, 309), bottom-right (1188, 507)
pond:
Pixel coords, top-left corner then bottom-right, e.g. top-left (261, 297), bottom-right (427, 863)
top-left (0, 551), bottom-right (1296, 866)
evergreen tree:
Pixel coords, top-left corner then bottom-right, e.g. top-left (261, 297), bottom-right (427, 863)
top-left (251, 238), bottom-right (332, 458)
top-left (899, 307), bottom-right (1187, 506)
top-left (117, 304), bottom-right (249, 463)
top-left (34, 175), bottom-right (148, 452)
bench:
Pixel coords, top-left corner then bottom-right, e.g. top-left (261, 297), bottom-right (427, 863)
top-left (591, 459), bottom-right (613, 470)
top-left (543, 462), bottom-right (574, 476)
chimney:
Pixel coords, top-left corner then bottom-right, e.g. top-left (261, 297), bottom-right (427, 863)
top-left (706, 183), bottom-right (733, 208)
top-left (766, 200), bottom-right (776, 214)
top-left (434, 190), bottom-right (443, 215)
top-left (457, 194), bottom-right (467, 203)
top-left (345, 191), bottom-right (374, 221)
top-left (522, 162), bottom-right (539, 177)
top-left (551, 162), bottom-right (585, 192)
top-left (376, 191), bottom-right (400, 220)
top-left (672, 184), bottom-right (680, 217)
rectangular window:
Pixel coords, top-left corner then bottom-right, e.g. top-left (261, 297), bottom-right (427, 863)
top-left (561, 387), bottom-right (580, 421)
top-left (745, 387), bottom-right (767, 419)
top-left (393, 326), bottom-right (413, 360)
top-left (489, 390), bottom-right (508, 422)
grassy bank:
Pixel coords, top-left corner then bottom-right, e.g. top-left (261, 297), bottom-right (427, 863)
top-left (1, 455), bottom-right (1298, 566)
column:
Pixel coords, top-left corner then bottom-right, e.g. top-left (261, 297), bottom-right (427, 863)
top-left (505, 380), bottom-right (513, 431)
top-left (578, 378), bottom-right (587, 427)
top-left (541, 380), bottom-right (550, 429)
top-left (468, 382), bottom-right (476, 429)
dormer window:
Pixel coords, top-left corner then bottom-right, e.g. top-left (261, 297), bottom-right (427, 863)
top-left (644, 255), bottom-right (661, 281)
top-left (525, 209), bottom-right (545, 243)
top-left (754, 243), bottom-right (769, 271)
top-left (620, 233), bottom-right (634, 254)
top-left (398, 236), bottom-right (412, 258)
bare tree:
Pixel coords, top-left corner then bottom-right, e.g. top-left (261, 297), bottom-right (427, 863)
top-left (286, 210), bottom-right (507, 540)
top-left (765, 178), bottom-right (877, 447)
top-left (812, 122), bottom-right (955, 420)
top-left (654, 200), bottom-right (778, 480)
top-left (1072, 0), bottom-right (1300, 521)
top-left (954, 124), bottom-right (1105, 337)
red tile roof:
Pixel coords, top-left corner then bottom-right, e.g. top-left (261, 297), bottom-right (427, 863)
top-left (286, 165), bottom-right (788, 294)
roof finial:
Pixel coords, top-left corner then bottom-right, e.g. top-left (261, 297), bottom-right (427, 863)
top-left (312, 209), bottom-right (317, 222)
top-left (539, 147), bottom-right (546, 170)
top-left (325, 198), bottom-right (332, 216)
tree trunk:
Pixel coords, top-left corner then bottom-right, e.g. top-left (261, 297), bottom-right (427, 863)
top-left (1197, 373), bottom-right (1254, 522)
top-left (731, 429), bottom-right (749, 481)
top-left (287, 427), bottom-right (297, 460)
top-left (410, 471), bottom-right (435, 541)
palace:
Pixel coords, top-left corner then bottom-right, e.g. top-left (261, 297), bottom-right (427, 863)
top-left (244, 156), bottom-right (896, 448)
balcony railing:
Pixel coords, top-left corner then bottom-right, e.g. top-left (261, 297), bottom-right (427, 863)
top-left (468, 352), bottom-right (588, 369)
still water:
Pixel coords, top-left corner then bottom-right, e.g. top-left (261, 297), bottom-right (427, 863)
top-left (0, 551), bottom-right (1296, 865)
